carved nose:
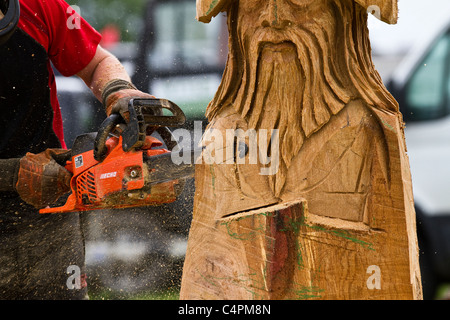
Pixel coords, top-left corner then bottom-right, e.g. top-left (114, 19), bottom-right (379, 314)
top-left (262, 0), bottom-right (293, 29)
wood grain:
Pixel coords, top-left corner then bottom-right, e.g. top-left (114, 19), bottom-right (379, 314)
top-left (181, 0), bottom-right (421, 300)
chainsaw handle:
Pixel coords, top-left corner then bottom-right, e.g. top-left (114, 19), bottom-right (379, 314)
top-left (93, 98), bottom-right (185, 162)
top-left (93, 113), bottom-right (123, 162)
top-left (135, 98), bottom-right (186, 127)
top-left (122, 98), bottom-right (186, 151)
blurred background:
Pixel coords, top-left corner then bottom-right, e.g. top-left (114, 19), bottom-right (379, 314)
top-left (58, 0), bottom-right (450, 299)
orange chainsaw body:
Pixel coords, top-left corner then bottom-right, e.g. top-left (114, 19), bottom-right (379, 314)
top-left (40, 135), bottom-right (178, 214)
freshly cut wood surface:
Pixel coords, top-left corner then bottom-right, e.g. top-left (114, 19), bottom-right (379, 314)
top-left (181, 198), bottom-right (421, 299)
top-left (181, 0), bottom-right (421, 300)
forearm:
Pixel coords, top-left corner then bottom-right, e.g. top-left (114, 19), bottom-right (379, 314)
top-left (77, 44), bottom-right (154, 119)
top-left (76, 46), bottom-right (132, 102)
top-left (0, 158), bottom-right (20, 192)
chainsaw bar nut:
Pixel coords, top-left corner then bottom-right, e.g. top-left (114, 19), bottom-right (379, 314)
top-left (126, 166), bottom-right (142, 180)
top-left (130, 169), bottom-right (139, 179)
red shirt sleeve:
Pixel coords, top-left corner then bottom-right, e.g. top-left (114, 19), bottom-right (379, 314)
top-left (19, 0), bottom-right (102, 76)
top-left (17, 0), bottom-right (103, 149)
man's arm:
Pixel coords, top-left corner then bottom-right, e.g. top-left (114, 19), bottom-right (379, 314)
top-left (76, 45), bottom-right (154, 119)
top-left (0, 149), bottom-right (72, 209)
top-left (76, 45), bottom-right (131, 102)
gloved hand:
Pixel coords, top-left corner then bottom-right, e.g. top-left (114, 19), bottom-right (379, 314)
top-left (101, 79), bottom-right (156, 122)
top-left (15, 149), bottom-right (72, 209)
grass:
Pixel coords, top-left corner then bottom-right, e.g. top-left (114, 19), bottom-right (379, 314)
top-left (89, 289), bottom-right (180, 300)
top-left (88, 285), bottom-right (181, 300)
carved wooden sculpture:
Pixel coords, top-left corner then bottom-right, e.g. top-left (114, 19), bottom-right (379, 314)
top-left (180, 0), bottom-right (422, 299)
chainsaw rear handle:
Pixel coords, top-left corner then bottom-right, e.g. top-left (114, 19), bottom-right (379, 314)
top-left (93, 98), bottom-right (186, 162)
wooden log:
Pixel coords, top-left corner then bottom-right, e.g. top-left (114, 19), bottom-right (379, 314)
top-left (181, 0), bottom-right (422, 300)
top-left (180, 105), bottom-right (422, 299)
top-left (181, 196), bottom-right (421, 299)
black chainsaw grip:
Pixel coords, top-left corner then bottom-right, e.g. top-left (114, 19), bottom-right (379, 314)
top-left (121, 98), bottom-right (186, 152)
top-left (93, 113), bottom-right (123, 162)
top-left (94, 98), bottom-right (185, 161)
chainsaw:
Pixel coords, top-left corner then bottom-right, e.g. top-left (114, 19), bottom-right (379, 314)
top-left (39, 98), bottom-right (195, 214)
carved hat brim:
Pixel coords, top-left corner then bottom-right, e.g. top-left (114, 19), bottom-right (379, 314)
top-left (196, 0), bottom-right (398, 24)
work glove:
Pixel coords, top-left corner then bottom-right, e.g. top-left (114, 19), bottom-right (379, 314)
top-left (101, 79), bottom-right (157, 122)
top-left (15, 149), bottom-right (72, 209)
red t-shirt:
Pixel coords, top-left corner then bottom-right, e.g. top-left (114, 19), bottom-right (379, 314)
top-left (17, 0), bottom-right (102, 149)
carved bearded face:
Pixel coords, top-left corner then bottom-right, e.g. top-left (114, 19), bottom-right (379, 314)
top-left (206, 0), bottom-right (398, 196)
top-left (234, 0), bottom-right (346, 136)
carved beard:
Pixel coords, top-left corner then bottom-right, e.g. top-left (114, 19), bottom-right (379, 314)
top-left (248, 42), bottom-right (306, 196)
top-left (236, 22), bottom-right (352, 196)
top-left (206, 0), bottom-right (399, 197)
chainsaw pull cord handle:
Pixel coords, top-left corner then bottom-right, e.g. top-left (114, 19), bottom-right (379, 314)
top-left (93, 113), bottom-right (123, 162)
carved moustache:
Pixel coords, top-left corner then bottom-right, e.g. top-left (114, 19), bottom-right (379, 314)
top-left (235, 22), bottom-right (351, 138)
top-left (232, 22), bottom-right (351, 196)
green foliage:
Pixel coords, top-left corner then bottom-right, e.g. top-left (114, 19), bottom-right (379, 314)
top-left (68, 0), bottom-right (148, 41)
